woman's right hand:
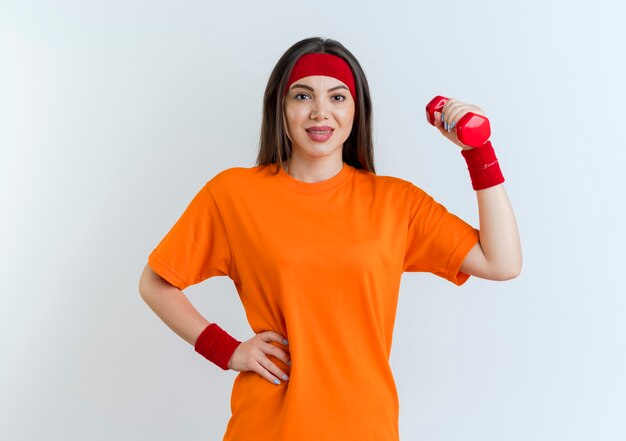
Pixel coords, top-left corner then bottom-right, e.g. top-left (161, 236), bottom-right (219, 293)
top-left (227, 330), bottom-right (291, 385)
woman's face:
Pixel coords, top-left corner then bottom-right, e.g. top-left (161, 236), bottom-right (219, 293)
top-left (282, 75), bottom-right (355, 162)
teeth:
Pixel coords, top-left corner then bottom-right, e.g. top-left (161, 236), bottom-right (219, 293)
top-left (309, 130), bottom-right (330, 134)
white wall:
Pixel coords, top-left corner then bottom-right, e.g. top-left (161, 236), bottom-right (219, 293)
top-left (1, 0), bottom-right (624, 440)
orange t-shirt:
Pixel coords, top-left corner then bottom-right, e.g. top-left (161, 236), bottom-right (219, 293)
top-left (147, 161), bottom-right (479, 441)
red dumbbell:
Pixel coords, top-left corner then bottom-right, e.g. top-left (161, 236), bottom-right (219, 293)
top-left (425, 95), bottom-right (491, 148)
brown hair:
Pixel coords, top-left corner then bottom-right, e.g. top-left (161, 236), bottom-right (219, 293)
top-left (255, 36), bottom-right (375, 174)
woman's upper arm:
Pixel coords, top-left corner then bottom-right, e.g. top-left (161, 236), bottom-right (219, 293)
top-left (459, 241), bottom-right (492, 280)
top-left (138, 263), bottom-right (177, 295)
top-left (460, 241), bottom-right (518, 281)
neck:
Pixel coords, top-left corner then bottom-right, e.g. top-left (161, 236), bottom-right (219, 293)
top-left (284, 155), bottom-right (344, 183)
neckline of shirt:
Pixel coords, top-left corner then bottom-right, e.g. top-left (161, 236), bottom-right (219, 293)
top-left (276, 161), bottom-right (354, 194)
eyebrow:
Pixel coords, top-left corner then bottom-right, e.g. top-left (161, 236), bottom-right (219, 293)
top-left (290, 84), bottom-right (349, 93)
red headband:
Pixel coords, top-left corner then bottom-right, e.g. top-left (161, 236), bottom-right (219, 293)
top-left (283, 53), bottom-right (357, 104)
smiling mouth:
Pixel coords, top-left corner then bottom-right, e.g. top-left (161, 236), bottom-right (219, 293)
top-left (306, 129), bottom-right (333, 134)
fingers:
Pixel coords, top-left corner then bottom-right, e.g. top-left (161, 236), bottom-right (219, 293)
top-left (256, 331), bottom-right (291, 385)
top-left (261, 330), bottom-right (289, 346)
top-left (433, 111), bottom-right (443, 129)
top-left (433, 111), bottom-right (448, 134)
top-left (442, 104), bottom-right (472, 133)
top-left (263, 340), bottom-right (291, 367)
top-left (257, 351), bottom-right (290, 385)
top-left (439, 99), bottom-right (483, 133)
top-left (433, 109), bottom-right (461, 146)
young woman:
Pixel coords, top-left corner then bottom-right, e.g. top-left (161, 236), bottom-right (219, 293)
top-left (139, 36), bottom-right (522, 441)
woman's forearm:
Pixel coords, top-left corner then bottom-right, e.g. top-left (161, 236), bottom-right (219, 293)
top-left (476, 183), bottom-right (522, 279)
top-left (138, 265), bottom-right (210, 347)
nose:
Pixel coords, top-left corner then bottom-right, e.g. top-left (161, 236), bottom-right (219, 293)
top-left (310, 99), bottom-right (329, 119)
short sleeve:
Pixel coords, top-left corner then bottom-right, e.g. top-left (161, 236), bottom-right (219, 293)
top-left (403, 184), bottom-right (480, 286)
top-left (147, 181), bottom-right (234, 290)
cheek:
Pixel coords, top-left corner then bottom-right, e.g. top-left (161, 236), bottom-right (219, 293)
top-left (284, 107), bottom-right (301, 126)
top-left (339, 107), bottom-right (355, 126)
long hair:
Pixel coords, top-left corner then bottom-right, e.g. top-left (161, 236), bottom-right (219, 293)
top-left (255, 36), bottom-right (375, 174)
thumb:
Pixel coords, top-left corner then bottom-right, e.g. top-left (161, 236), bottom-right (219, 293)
top-left (433, 111), bottom-right (444, 129)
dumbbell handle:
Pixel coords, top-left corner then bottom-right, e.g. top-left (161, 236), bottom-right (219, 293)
top-left (425, 95), bottom-right (491, 148)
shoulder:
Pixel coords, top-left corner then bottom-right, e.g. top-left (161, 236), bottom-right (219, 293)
top-left (205, 165), bottom-right (269, 188)
top-left (208, 165), bottom-right (264, 181)
top-left (355, 167), bottom-right (426, 196)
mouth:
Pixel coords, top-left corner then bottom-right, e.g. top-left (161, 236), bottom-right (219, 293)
top-left (305, 126), bottom-right (334, 134)
top-left (306, 129), bottom-right (332, 133)
top-left (305, 128), bottom-right (334, 142)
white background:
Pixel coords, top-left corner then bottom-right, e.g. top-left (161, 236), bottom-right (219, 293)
top-left (1, 1), bottom-right (625, 440)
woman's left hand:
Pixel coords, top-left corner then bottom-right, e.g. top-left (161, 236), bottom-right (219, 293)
top-left (432, 98), bottom-right (486, 151)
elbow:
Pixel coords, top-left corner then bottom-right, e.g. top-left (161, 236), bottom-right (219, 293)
top-left (138, 279), bottom-right (150, 300)
top-left (138, 282), bottom-right (147, 298)
top-left (138, 271), bottom-right (149, 298)
top-left (138, 265), bottom-right (157, 299)
top-left (492, 260), bottom-right (522, 281)
top-left (139, 263), bottom-right (163, 298)
top-left (494, 269), bottom-right (521, 281)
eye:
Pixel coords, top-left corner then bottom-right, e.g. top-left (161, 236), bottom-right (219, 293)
top-left (332, 94), bottom-right (346, 102)
top-left (294, 93), bottom-right (310, 100)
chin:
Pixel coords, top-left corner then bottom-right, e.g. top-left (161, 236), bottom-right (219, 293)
top-left (298, 144), bottom-right (343, 157)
